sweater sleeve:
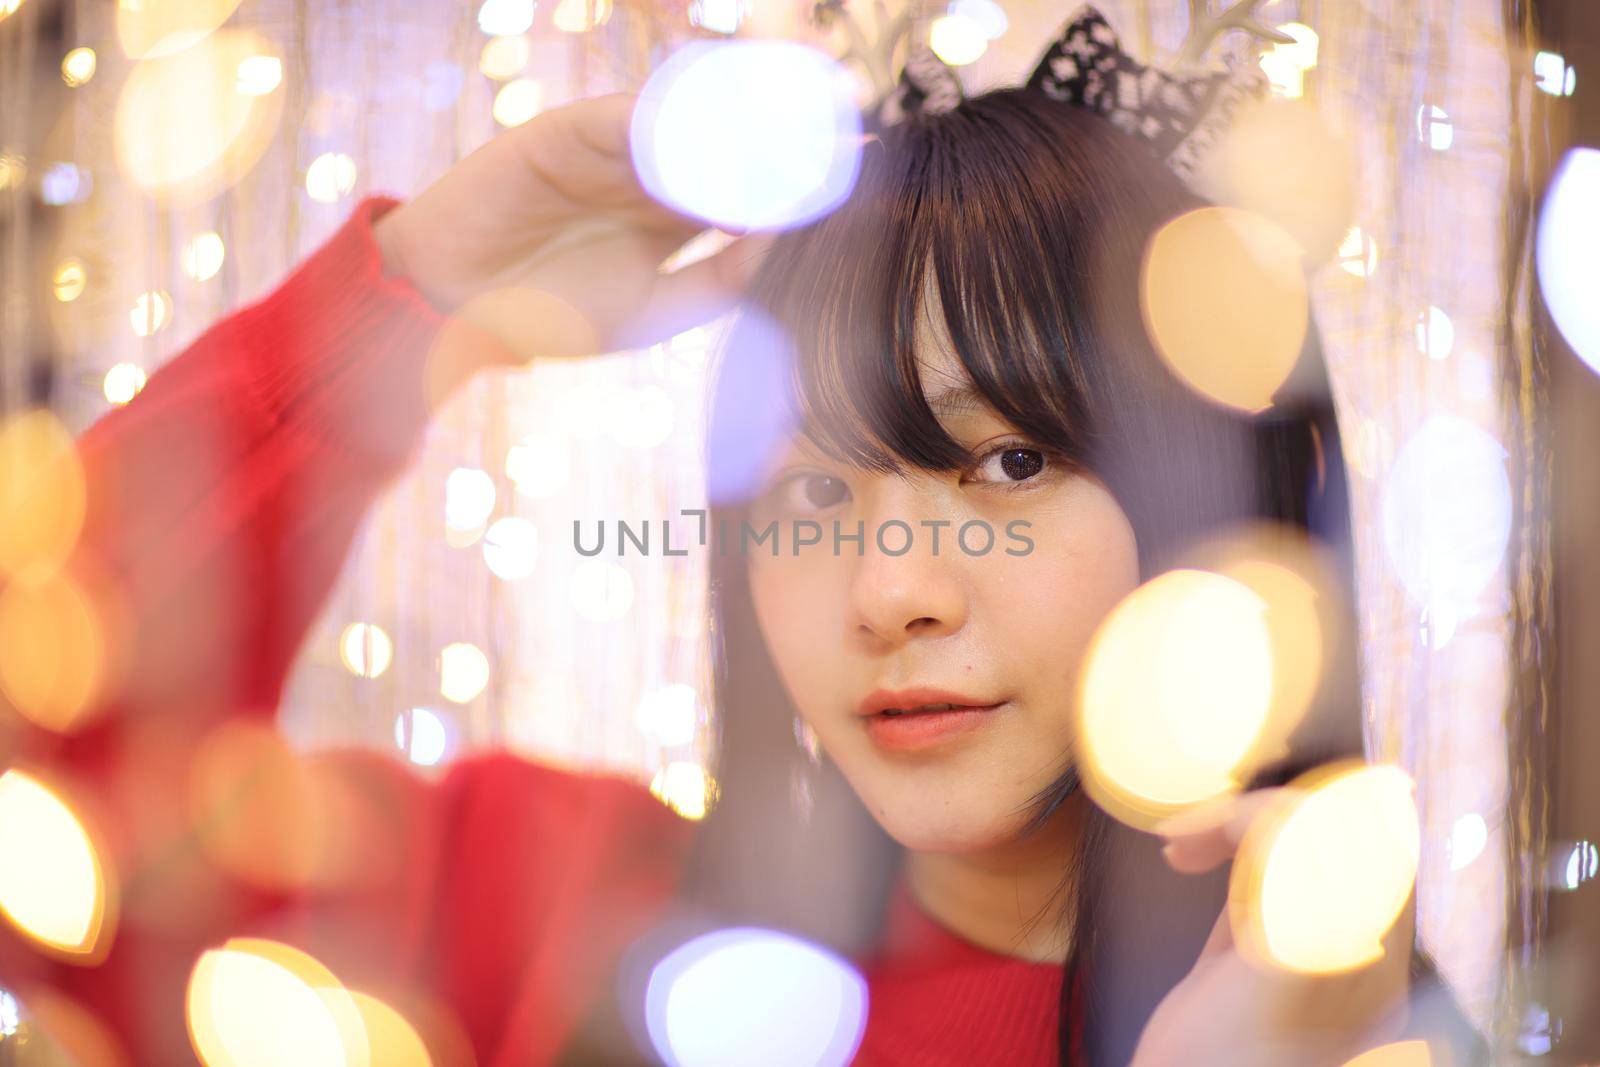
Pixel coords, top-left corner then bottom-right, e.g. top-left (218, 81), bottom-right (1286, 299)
top-left (0, 198), bottom-right (693, 1066)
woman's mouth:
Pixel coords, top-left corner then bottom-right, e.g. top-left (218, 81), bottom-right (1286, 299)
top-left (856, 688), bottom-right (1008, 752)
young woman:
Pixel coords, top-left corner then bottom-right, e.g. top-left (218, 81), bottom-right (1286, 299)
top-left (1, 87), bottom-right (1484, 1067)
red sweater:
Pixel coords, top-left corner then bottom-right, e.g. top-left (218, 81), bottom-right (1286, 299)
top-left (0, 198), bottom-right (1069, 1066)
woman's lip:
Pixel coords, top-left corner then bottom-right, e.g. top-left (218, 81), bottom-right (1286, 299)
top-left (861, 702), bottom-right (1008, 752)
top-left (856, 687), bottom-right (1002, 718)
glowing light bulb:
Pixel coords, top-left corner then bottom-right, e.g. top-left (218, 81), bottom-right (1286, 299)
top-left (61, 47), bottom-right (97, 87)
top-left (439, 642), bottom-right (490, 704)
top-left (183, 231), bottom-right (227, 281)
top-left (305, 152), bottom-right (357, 203)
top-left (493, 77), bottom-right (542, 127)
top-left (338, 622), bottom-right (393, 679)
top-left (103, 362), bottom-right (148, 405)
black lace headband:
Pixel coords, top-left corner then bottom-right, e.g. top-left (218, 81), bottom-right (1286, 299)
top-left (829, 1), bottom-right (1293, 196)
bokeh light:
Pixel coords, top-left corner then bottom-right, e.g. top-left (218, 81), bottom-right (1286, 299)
top-left (444, 466), bottom-right (496, 543)
top-left (477, 0), bottom-right (535, 36)
top-left (928, 14), bottom-right (988, 66)
top-left (505, 432), bottom-right (570, 500)
top-left (0, 574), bottom-right (108, 733)
top-left (1415, 305), bottom-right (1455, 361)
top-left (1417, 104), bottom-right (1453, 151)
top-left (552, 0), bottom-right (613, 33)
top-left (0, 409), bottom-right (86, 583)
top-left (1341, 1042), bottom-right (1434, 1067)
top-left (1338, 225), bottom-right (1379, 278)
top-left (630, 40), bottom-right (862, 231)
top-left (1211, 99), bottom-right (1356, 264)
top-left (1380, 415), bottom-right (1511, 644)
top-left (483, 516), bottom-right (538, 580)
top-left (707, 309), bottom-right (800, 504)
top-left (183, 231), bottom-right (228, 281)
top-left (650, 760), bottom-right (713, 821)
top-left (130, 289), bottom-right (173, 336)
top-left (1077, 569), bottom-right (1276, 828)
top-left (61, 47), bottom-right (97, 88)
top-left (40, 161), bottom-right (88, 206)
top-left (234, 55), bottom-right (283, 96)
top-left (1536, 147), bottom-right (1600, 373)
top-left (688, 0), bottom-right (746, 34)
top-left (348, 991), bottom-right (433, 1067)
top-left (339, 621), bottom-right (394, 679)
top-left (949, 0), bottom-right (1008, 40)
top-left (1232, 762), bottom-right (1420, 975)
top-left (1448, 812), bottom-right (1488, 872)
top-left (439, 642), bottom-right (490, 704)
top-left (0, 770), bottom-right (115, 961)
top-left (1141, 206), bottom-right (1308, 412)
top-left (116, 0), bottom-right (244, 60)
top-left (478, 35), bottom-right (529, 80)
top-left (635, 683), bottom-right (700, 747)
top-left (102, 362), bottom-right (148, 406)
top-left (114, 31), bottom-right (285, 206)
top-left (644, 927), bottom-right (867, 1066)
top-left (395, 707), bottom-right (452, 766)
top-left (186, 939), bottom-right (357, 1067)
top-left (1534, 51), bottom-right (1576, 97)
top-left (52, 257), bottom-right (86, 302)
top-left (305, 152), bottom-right (358, 203)
top-left (492, 78), bottom-right (542, 127)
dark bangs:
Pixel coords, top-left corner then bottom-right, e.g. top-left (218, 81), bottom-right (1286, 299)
top-left (733, 88), bottom-right (1207, 485)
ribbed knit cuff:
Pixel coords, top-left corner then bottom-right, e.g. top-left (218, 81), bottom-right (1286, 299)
top-left (240, 195), bottom-right (449, 475)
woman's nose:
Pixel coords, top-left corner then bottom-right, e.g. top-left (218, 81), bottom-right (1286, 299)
top-left (845, 485), bottom-right (969, 648)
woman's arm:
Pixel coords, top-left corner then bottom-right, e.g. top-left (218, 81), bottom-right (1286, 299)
top-left (0, 93), bottom-right (750, 1063)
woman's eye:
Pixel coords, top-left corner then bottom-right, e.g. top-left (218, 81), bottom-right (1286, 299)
top-left (776, 472), bottom-right (851, 513)
top-left (969, 444), bottom-right (1048, 485)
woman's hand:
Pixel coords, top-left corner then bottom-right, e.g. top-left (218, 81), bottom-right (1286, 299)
top-left (374, 93), bottom-right (768, 365)
top-left (1130, 790), bottom-right (1416, 1067)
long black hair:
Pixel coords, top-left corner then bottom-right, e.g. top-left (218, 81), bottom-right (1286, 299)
top-left (558, 86), bottom-right (1485, 1066)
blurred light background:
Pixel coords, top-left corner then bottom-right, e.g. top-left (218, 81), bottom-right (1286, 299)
top-left (0, 0), bottom-right (1594, 1061)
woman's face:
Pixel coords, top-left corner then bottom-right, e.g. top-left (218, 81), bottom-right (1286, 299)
top-left (744, 324), bottom-right (1143, 855)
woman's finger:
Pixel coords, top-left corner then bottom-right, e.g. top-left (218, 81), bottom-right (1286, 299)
top-left (1155, 788), bottom-right (1292, 874)
top-left (613, 232), bottom-right (777, 350)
